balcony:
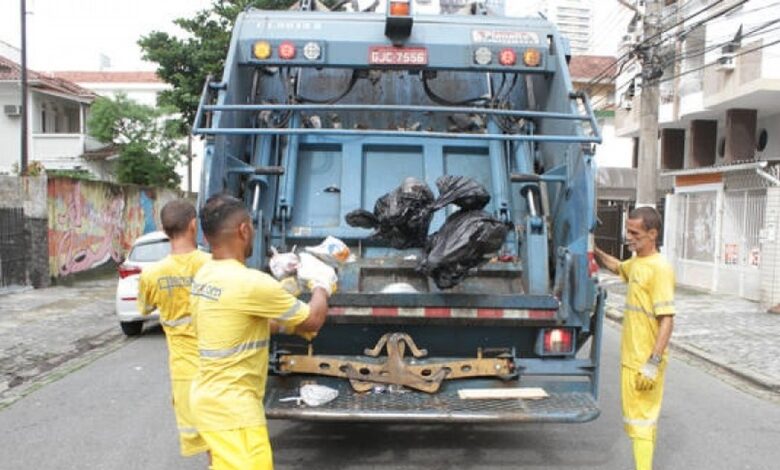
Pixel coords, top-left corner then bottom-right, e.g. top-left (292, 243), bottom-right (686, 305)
top-left (702, 39), bottom-right (780, 115)
top-left (31, 133), bottom-right (86, 169)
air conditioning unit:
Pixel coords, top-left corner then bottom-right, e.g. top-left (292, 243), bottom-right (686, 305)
top-left (716, 42), bottom-right (738, 72)
top-left (716, 52), bottom-right (736, 71)
top-left (3, 105), bottom-right (22, 117)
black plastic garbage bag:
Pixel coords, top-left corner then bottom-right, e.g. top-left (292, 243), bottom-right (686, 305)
top-left (345, 177), bottom-right (435, 249)
top-left (418, 210), bottom-right (508, 289)
top-left (431, 175), bottom-right (491, 211)
top-left (345, 209), bottom-right (377, 229)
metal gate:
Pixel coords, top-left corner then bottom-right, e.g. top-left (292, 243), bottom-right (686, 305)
top-left (666, 188), bottom-right (766, 299)
top-left (596, 201), bottom-right (629, 260)
top-left (0, 208), bottom-right (28, 288)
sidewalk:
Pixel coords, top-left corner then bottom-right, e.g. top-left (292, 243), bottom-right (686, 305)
top-left (0, 274), bottom-right (124, 408)
top-left (600, 271), bottom-right (780, 393)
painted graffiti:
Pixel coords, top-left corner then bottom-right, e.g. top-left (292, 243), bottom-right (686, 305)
top-left (48, 178), bottom-right (177, 277)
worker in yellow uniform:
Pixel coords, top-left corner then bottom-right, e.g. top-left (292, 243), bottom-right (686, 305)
top-left (595, 206), bottom-right (675, 470)
top-left (137, 199), bottom-right (211, 459)
top-left (190, 194), bottom-right (335, 470)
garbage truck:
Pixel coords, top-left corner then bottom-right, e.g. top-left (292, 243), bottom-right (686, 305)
top-left (193, 0), bottom-right (605, 422)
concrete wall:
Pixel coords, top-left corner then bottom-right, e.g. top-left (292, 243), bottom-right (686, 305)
top-left (47, 177), bottom-right (179, 278)
top-left (0, 176), bottom-right (49, 288)
top-left (761, 186), bottom-right (780, 309)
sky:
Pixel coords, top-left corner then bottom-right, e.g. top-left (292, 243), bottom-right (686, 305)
top-left (0, 0), bottom-right (212, 70)
top-left (0, 0), bottom-right (630, 72)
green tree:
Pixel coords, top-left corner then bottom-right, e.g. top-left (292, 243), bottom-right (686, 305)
top-left (138, 0), bottom-right (298, 129)
top-left (88, 94), bottom-right (183, 188)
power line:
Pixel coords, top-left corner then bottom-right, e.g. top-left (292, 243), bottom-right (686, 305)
top-left (656, 18), bottom-right (780, 74)
top-left (582, 0), bottom-right (732, 93)
top-left (654, 35), bottom-right (780, 85)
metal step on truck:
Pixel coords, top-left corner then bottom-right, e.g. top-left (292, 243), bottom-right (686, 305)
top-left (193, 0), bottom-right (605, 423)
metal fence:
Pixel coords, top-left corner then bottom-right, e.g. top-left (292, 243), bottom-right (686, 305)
top-left (0, 207), bottom-right (28, 288)
top-left (722, 189), bottom-right (766, 267)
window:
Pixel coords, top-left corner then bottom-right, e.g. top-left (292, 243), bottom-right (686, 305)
top-left (128, 240), bottom-right (171, 262)
top-left (757, 129), bottom-right (768, 151)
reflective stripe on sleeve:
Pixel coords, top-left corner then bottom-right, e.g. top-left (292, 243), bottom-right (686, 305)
top-left (199, 339), bottom-right (268, 359)
top-left (278, 300), bottom-right (304, 321)
top-left (161, 316), bottom-right (192, 328)
top-left (178, 427), bottom-right (198, 435)
top-left (624, 303), bottom-right (654, 318)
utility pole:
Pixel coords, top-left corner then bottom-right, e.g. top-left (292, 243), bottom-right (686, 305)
top-left (636, 0), bottom-right (663, 207)
top-left (20, 0), bottom-right (29, 175)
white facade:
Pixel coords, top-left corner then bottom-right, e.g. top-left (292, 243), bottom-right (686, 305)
top-left (54, 72), bottom-right (203, 194)
top-left (614, 0), bottom-right (780, 304)
top-left (0, 58), bottom-right (95, 176)
top-left (505, 0), bottom-right (593, 53)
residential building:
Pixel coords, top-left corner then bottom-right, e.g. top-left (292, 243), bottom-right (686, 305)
top-left (51, 71), bottom-right (203, 194)
top-left (614, 0), bottom-right (780, 307)
top-left (506, 0), bottom-right (594, 54)
top-left (0, 54), bottom-right (103, 177)
top-left (569, 55), bottom-right (633, 168)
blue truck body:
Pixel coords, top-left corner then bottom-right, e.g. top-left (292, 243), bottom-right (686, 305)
top-left (194, 2), bottom-right (606, 422)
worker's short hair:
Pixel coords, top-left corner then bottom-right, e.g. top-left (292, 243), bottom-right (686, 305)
top-left (629, 206), bottom-right (662, 234)
top-left (200, 194), bottom-right (248, 239)
top-left (160, 199), bottom-right (196, 238)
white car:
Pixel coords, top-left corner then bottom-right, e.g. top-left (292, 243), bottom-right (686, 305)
top-left (115, 231), bottom-right (171, 336)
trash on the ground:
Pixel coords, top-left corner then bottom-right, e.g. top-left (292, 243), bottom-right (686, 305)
top-left (418, 210), bottom-right (508, 289)
top-left (432, 175), bottom-right (491, 211)
top-left (279, 384), bottom-right (339, 407)
top-left (403, 254), bottom-right (418, 261)
top-left (345, 177), bottom-right (435, 249)
top-left (457, 387), bottom-right (548, 400)
top-left (269, 246), bottom-right (300, 279)
top-left (380, 282), bottom-right (419, 294)
top-left (305, 236), bottom-right (355, 266)
top-left (371, 384), bottom-right (387, 394)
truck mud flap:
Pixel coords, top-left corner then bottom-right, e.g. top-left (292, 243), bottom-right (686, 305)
top-left (264, 377), bottom-right (599, 423)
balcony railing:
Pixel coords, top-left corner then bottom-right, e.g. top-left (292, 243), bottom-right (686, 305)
top-left (31, 133), bottom-right (86, 168)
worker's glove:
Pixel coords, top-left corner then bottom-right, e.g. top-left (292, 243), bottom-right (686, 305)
top-left (297, 252), bottom-right (338, 297)
top-left (295, 329), bottom-right (318, 342)
top-left (635, 358), bottom-right (660, 391)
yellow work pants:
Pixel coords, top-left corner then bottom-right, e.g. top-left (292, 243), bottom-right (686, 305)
top-left (200, 426), bottom-right (273, 470)
top-left (621, 365), bottom-right (666, 470)
top-left (171, 379), bottom-right (208, 456)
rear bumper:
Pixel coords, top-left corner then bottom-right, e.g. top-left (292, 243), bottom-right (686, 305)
top-left (264, 376), bottom-right (599, 423)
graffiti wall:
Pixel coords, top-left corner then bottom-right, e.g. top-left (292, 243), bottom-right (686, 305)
top-left (48, 177), bottom-right (179, 277)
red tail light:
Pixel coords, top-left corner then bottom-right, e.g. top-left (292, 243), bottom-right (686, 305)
top-left (118, 264), bottom-right (142, 279)
top-left (588, 251), bottom-right (599, 277)
top-left (543, 328), bottom-right (573, 354)
top-left (499, 48), bottom-right (517, 66)
top-left (278, 41), bottom-right (296, 60)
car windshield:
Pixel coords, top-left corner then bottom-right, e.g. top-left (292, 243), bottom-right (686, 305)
top-left (128, 240), bottom-right (171, 262)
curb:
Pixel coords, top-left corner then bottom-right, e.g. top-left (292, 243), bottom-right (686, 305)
top-left (604, 303), bottom-right (780, 394)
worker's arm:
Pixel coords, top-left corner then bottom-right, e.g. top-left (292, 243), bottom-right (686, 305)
top-left (594, 246), bottom-right (621, 274)
top-left (651, 315), bottom-right (674, 358)
top-left (294, 288), bottom-right (329, 333)
top-left (136, 274), bottom-right (156, 316)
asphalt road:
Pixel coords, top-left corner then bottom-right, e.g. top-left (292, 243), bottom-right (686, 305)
top-left (0, 324), bottom-right (778, 470)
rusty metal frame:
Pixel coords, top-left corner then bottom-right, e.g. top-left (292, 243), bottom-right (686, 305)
top-left (277, 332), bottom-right (517, 393)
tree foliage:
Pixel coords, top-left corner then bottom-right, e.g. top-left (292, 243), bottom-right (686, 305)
top-left (138, 0), bottom-right (301, 128)
top-left (87, 94), bottom-right (183, 188)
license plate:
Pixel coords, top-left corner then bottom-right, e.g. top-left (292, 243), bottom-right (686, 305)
top-left (369, 46), bottom-right (428, 66)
